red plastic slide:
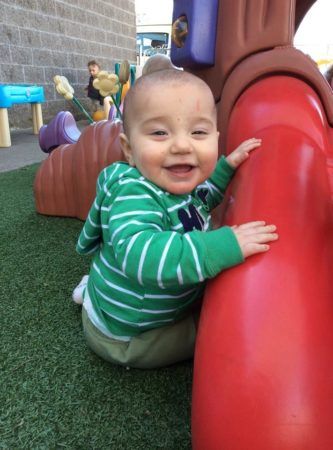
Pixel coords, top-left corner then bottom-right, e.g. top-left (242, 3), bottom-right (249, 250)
top-left (192, 75), bottom-right (333, 449)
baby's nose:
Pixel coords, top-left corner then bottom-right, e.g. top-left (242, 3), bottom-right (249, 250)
top-left (170, 136), bottom-right (192, 153)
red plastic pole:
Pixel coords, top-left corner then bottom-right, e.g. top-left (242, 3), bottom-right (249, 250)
top-left (192, 76), bottom-right (333, 450)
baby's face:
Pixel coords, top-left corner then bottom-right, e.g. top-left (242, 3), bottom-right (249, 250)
top-left (88, 64), bottom-right (99, 77)
top-left (121, 82), bottom-right (219, 195)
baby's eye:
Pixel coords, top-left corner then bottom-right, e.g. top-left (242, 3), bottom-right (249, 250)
top-left (192, 130), bottom-right (208, 135)
top-left (151, 130), bottom-right (168, 136)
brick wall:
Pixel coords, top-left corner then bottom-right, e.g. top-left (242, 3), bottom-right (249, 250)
top-left (0, 0), bottom-right (136, 129)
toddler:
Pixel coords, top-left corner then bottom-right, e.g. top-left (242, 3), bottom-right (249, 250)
top-left (86, 60), bottom-right (111, 118)
top-left (73, 69), bottom-right (278, 369)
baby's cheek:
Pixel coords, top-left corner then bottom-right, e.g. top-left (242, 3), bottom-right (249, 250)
top-left (141, 150), bottom-right (162, 170)
top-left (140, 153), bottom-right (151, 165)
top-left (135, 153), bottom-right (159, 178)
top-left (206, 159), bottom-right (218, 177)
top-left (138, 154), bottom-right (154, 172)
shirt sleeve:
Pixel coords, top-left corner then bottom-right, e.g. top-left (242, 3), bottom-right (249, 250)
top-left (76, 165), bottom-right (122, 256)
top-left (197, 156), bottom-right (235, 211)
top-left (76, 191), bottom-right (104, 256)
top-left (105, 180), bottom-right (243, 290)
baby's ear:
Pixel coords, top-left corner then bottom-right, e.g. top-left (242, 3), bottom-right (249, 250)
top-left (119, 133), bottom-right (135, 166)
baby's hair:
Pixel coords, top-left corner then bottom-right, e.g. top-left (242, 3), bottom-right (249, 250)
top-left (122, 69), bottom-right (216, 135)
top-left (87, 60), bottom-right (100, 68)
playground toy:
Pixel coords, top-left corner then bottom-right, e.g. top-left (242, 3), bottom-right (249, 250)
top-left (92, 110), bottom-right (107, 121)
top-left (114, 61), bottom-right (136, 102)
top-left (37, 103), bottom-right (123, 155)
top-left (92, 71), bottom-right (119, 97)
top-left (92, 60), bottom-right (133, 121)
top-left (35, 119), bottom-right (123, 219)
top-left (0, 83), bottom-right (44, 147)
top-left (54, 76), bottom-right (94, 124)
top-left (38, 111), bottom-right (81, 153)
top-left (91, 70), bottom-right (122, 120)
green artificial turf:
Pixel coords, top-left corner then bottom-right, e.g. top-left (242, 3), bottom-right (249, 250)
top-left (0, 164), bottom-right (192, 449)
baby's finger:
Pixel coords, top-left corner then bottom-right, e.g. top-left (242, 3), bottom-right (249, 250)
top-left (253, 232), bottom-right (279, 243)
top-left (241, 138), bottom-right (262, 147)
top-left (243, 143), bottom-right (261, 154)
top-left (247, 142), bottom-right (261, 149)
top-left (239, 230), bottom-right (278, 247)
top-left (235, 221), bottom-right (267, 230)
top-left (248, 224), bottom-right (277, 235)
top-left (237, 225), bottom-right (277, 238)
top-left (243, 242), bottom-right (270, 257)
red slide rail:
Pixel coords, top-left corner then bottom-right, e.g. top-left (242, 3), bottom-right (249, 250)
top-left (192, 75), bottom-right (333, 449)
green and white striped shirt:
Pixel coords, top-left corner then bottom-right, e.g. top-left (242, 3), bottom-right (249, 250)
top-left (77, 157), bottom-right (243, 340)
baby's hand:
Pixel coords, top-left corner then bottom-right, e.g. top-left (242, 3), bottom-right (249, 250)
top-left (231, 221), bottom-right (278, 258)
top-left (226, 138), bottom-right (261, 169)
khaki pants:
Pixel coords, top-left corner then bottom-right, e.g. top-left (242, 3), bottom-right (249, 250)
top-left (82, 308), bottom-right (197, 369)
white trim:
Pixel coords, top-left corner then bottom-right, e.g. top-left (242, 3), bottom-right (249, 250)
top-left (184, 234), bottom-right (204, 282)
top-left (110, 210), bottom-right (163, 221)
top-left (138, 235), bottom-right (154, 286)
top-left (157, 233), bottom-right (176, 289)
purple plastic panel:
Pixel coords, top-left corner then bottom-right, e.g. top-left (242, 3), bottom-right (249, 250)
top-left (108, 103), bottom-right (124, 121)
top-left (39, 111), bottom-right (81, 153)
top-left (171, 0), bottom-right (219, 68)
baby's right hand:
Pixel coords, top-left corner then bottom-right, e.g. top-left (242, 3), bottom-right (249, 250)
top-left (231, 221), bottom-right (278, 258)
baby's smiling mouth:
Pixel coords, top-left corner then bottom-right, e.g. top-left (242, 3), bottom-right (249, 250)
top-left (165, 164), bottom-right (195, 174)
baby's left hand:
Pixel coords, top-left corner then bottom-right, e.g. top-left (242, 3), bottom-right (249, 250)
top-left (226, 138), bottom-right (262, 169)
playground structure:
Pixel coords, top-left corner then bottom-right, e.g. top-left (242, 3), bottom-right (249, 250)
top-left (34, 63), bottom-right (135, 218)
top-left (169, 0), bottom-right (333, 448)
top-left (35, 119), bottom-right (123, 220)
top-left (34, 0), bottom-right (333, 448)
top-left (0, 84), bottom-right (44, 148)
